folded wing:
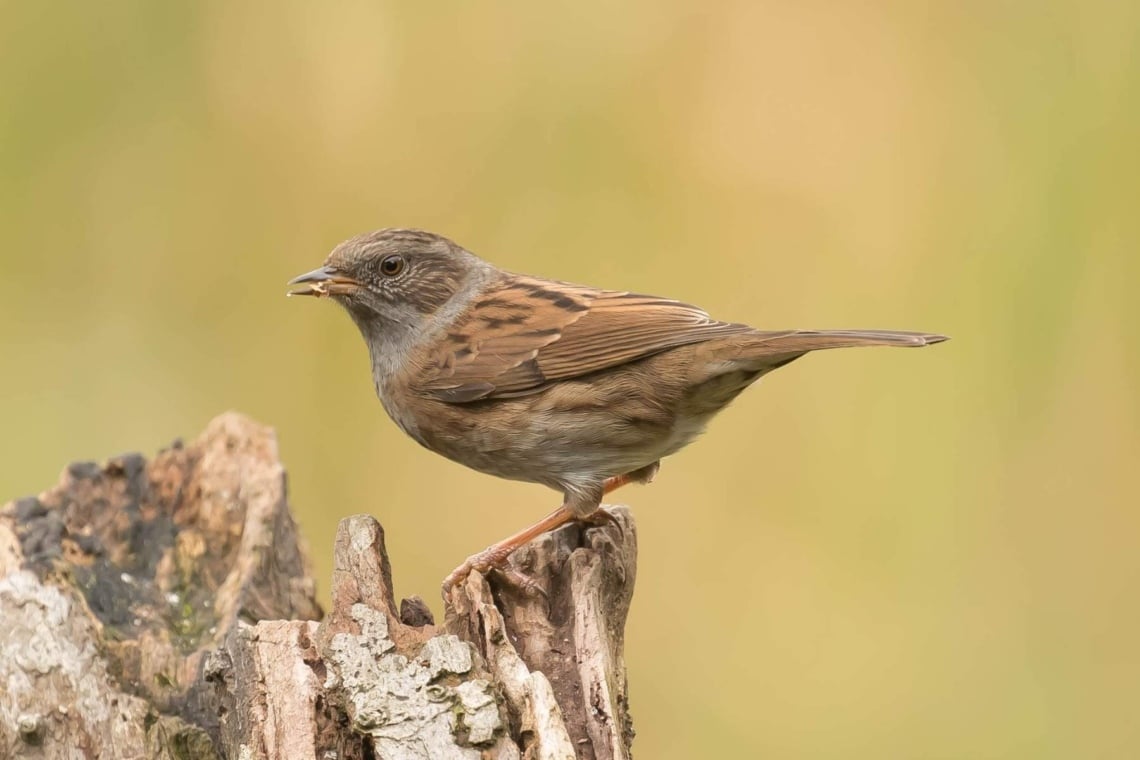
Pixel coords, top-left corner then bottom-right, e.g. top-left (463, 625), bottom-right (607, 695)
top-left (416, 276), bottom-right (755, 402)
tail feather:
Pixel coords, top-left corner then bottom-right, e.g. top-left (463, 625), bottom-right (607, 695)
top-left (749, 329), bottom-right (949, 352)
top-left (727, 329), bottom-right (947, 372)
top-left (688, 328), bottom-right (946, 395)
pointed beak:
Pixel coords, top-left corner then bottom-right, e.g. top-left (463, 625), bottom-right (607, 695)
top-left (286, 266), bottom-right (361, 297)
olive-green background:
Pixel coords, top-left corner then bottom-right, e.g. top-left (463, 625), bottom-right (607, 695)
top-left (2, 2), bottom-right (1136, 757)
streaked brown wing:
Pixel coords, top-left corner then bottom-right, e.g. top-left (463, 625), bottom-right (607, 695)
top-left (416, 275), bottom-right (755, 402)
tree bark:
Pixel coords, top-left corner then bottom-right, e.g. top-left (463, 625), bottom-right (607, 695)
top-left (0, 413), bottom-right (637, 759)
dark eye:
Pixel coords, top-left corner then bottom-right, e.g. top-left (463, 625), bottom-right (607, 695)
top-left (379, 254), bottom-right (406, 277)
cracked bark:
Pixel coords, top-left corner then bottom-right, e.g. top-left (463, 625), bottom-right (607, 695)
top-left (0, 413), bottom-right (637, 759)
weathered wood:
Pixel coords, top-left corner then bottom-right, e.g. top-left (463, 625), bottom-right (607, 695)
top-left (0, 413), bottom-right (637, 759)
top-left (445, 509), bottom-right (637, 760)
top-left (0, 413), bottom-right (322, 759)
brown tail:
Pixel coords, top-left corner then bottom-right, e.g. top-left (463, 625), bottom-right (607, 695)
top-left (749, 329), bottom-right (948, 352)
top-left (731, 329), bottom-right (948, 371)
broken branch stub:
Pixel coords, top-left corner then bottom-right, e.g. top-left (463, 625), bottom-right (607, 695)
top-left (0, 413), bottom-right (638, 759)
top-left (0, 412), bottom-right (322, 758)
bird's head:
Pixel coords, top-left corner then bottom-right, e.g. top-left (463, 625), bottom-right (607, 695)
top-left (288, 228), bottom-right (487, 333)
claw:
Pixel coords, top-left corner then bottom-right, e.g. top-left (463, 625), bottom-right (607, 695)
top-left (441, 559), bottom-right (475, 600)
top-left (438, 503), bottom-right (586, 602)
top-left (441, 545), bottom-right (502, 599)
top-left (491, 565), bottom-right (548, 599)
top-left (441, 548), bottom-right (548, 601)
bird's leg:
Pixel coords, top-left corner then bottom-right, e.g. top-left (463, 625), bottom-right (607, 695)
top-left (442, 467), bottom-right (658, 598)
top-left (581, 461), bottom-right (661, 534)
top-left (602, 460), bottom-right (660, 495)
top-left (441, 504), bottom-right (579, 597)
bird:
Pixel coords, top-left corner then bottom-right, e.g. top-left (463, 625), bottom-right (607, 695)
top-left (288, 228), bottom-right (947, 596)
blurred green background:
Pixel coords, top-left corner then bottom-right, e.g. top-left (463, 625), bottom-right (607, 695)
top-left (2, 1), bottom-right (1137, 757)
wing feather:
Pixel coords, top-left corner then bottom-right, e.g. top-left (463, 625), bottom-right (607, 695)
top-left (414, 276), bottom-right (755, 402)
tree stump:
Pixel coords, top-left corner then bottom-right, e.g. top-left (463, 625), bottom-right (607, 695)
top-left (0, 413), bottom-right (637, 759)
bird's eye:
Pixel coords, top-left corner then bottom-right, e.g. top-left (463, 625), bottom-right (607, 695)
top-left (379, 255), bottom-right (406, 277)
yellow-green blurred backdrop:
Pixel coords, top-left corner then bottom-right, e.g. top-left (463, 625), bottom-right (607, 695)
top-left (2, 2), bottom-right (1137, 757)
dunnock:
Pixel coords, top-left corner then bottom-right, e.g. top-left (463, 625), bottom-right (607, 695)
top-left (289, 228), bottom-right (947, 594)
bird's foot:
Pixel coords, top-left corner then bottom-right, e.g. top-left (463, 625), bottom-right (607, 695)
top-left (438, 503), bottom-right (626, 601)
top-left (440, 505), bottom-right (579, 600)
top-left (441, 546), bottom-right (547, 600)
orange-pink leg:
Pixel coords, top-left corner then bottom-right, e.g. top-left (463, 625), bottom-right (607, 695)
top-left (602, 461), bottom-right (660, 495)
top-left (441, 505), bottom-right (578, 595)
top-left (441, 460), bottom-right (661, 597)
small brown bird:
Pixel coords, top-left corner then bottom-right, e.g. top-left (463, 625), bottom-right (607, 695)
top-left (289, 228), bottom-right (947, 595)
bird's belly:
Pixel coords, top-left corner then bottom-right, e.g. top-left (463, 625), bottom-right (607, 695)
top-left (402, 394), bottom-right (681, 490)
